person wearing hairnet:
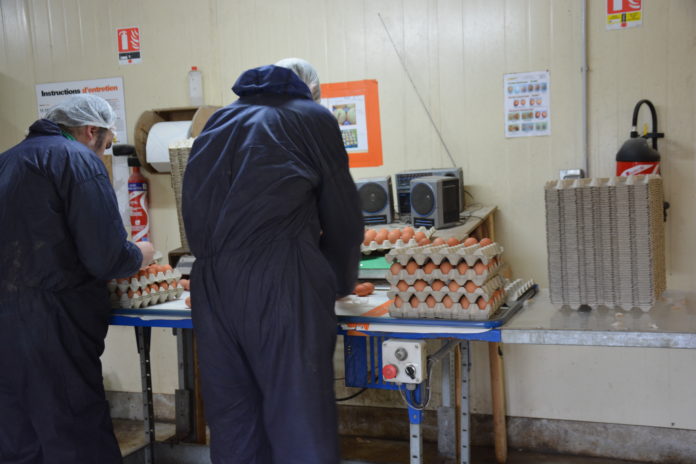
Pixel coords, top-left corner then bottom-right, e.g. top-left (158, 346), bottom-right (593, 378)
top-left (0, 94), bottom-right (153, 463)
top-left (182, 58), bottom-right (363, 463)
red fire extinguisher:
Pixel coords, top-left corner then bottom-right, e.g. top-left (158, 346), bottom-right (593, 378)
top-left (128, 156), bottom-right (150, 242)
top-left (616, 99), bottom-right (664, 176)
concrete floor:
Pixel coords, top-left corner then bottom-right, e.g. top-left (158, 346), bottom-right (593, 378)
top-left (114, 420), bottom-right (645, 464)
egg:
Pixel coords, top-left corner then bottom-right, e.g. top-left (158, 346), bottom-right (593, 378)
top-left (477, 297), bottom-right (488, 310)
top-left (409, 295), bottom-right (420, 308)
top-left (375, 229), bottom-right (389, 244)
top-left (394, 296), bottom-right (404, 308)
top-left (180, 279), bottom-right (190, 291)
top-left (442, 295), bottom-right (454, 308)
top-left (446, 237), bottom-right (460, 247)
top-left (457, 261), bottom-right (469, 274)
top-left (406, 260), bottom-right (419, 275)
top-left (397, 280), bottom-right (409, 292)
top-left (464, 281), bottom-right (477, 293)
top-left (362, 282), bottom-right (375, 294)
top-left (425, 295), bottom-right (437, 308)
top-left (160, 282), bottom-right (169, 291)
top-left (414, 231), bottom-right (426, 242)
top-left (413, 280), bottom-right (427, 292)
top-left (401, 227), bottom-right (415, 241)
top-left (364, 229), bottom-right (377, 245)
top-left (127, 289), bottom-right (135, 298)
top-left (432, 237), bottom-right (446, 246)
top-left (387, 229), bottom-right (401, 243)
top-left (474, 262), bottom-right (487, 275)
top-left (463, 237), bottom-right (478, 247)
top-left (488, 257), bottom-right (498, 269)
top-left (460, 297), bottom-right (471, 309)
top-left (448, 281), bottom-right (460, 292)
top-left (417, 238), bottom-right (431, 246)
top-left (390, 262), bottom-right (403, 275)
top-left (354, 283), bottom-right (373, 297)
top-left (185, 296), bottom-right (192, 308)
top-left (439, 260), bottom-right (453, 275)
top-left (431, 280), bottom-right (445, 291)
top-left (479, 237), bottom-right (493, 247)
top-left (149, 283), bottom-right (159, 292)
top-left (423, 261), bottom-right (437, 274)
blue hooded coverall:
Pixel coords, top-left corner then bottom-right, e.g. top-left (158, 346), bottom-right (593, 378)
top-left (182, 65), bottom-right (363, 463)
top-left (0, 119), bottom-right (142, 463)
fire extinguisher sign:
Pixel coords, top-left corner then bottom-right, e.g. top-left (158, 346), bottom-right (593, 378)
top-left (117, 27), bottom-right (142, 65)
top-left (607, 0), bottom-right (642, 30)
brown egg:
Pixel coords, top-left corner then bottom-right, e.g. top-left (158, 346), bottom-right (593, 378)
top-left (414, 231), bottom-right (426, 241)
top-left (474, 262), bottom-right (486, 275)
top-left (442, 295), bottom-right (454, 308)
top-left (409, 295), bottom-right (420, 308)
top-left (185, 296), bottom-right (192, 308)
top-left (425, 295), bottom-right (437, 308)
top-left (413, 280), bottom-right (427, 292)
top-left (479, 237), bottom-right (493, 247)
top-left (422, 261), bottom-right (437, 274)
top-left (134, 290), bottom-right (142, 297)
top-left (446, 237), bottom-right (460, 247)
top-left (431, 280), bottom-right (445, 291)
top-left (448, 281), bottom-right (460, 292)
top-left (362, 282), bottom-right (375, 294)
top-left (394, 296), bottom-right (403, 308)
top-left (432, 237), bottom-right (446, 246)
top-left (364, 229), bottom-right (377, 245)
top-left (396, 280), bottom-right (409, 292)
top-left (387, 229), bottom-right (401, 243)
top-left (163, 264), bottom-right (173, 271)
top-left (375, 229), bottom-right (389, 244)
top-left (464, 281), bottom-right (477, 293)
top-left (405, 260), bottom-right (419, 274)
top-left (127, 289), bottom-right (135, 298)
top-left (440, 260), bottom-right (453, 275)
top-left (149, 283), bottom-right (159, 292)
top-left (401, 227), bottom-right (415, 241)
top-left (477, 297), bottom-right (488, 310)
top-left (417, 238), bottom-right (431, 246)
top-left (160, 282), bottom-right (169, 291)
top-left (390, 262), bottom-right (403, 275)
top-left (457, 261), bottom-right (469, 274)
top-left (180, 279), bottom-right (190, 291)
top-left (460, 297), bottom-right (471, 309)
top-left (463, 237), bottom-right (478, 247)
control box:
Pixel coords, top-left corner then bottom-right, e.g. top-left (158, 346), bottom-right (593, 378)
top-left (381, 339), bottom-right (428, 384)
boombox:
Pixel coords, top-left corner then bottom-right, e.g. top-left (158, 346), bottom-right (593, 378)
top-left (355, 176), bottom-right (394, 225)
top-left (395, 167), bottom-right (464, 214)
top-left (410, 176), bottom-right (460, 229)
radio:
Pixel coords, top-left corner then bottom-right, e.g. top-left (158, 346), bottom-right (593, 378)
top-left (410, 176), bottom-right (460, 229)
top-left (395, 167), bottom-right (464, 214)
top-left (355, 176), bottom-right (394, 225)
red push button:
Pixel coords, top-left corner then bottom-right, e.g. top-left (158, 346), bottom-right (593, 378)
top-left (382, 364), bottom-right (398, 380)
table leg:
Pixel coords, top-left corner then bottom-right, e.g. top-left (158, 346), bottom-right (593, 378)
top-left (458, 341), bottom-right (471, 464)
top-left (489, 342), bottom-right (508, 463)
top-left (135, 326), bottom-right (155, 464)
top-left (407, 401), bottom-right (423, 464)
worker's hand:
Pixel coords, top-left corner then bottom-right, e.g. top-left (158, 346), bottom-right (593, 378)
top-left (136, 241), bottom-right (155, 269)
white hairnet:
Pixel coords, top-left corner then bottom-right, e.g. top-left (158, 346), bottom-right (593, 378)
top-left (45, 94), bottom-right (116, 130)
top-left (274, 57), bottom-right (321, 102)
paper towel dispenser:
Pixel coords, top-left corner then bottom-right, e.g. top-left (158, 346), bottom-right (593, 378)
top-left (134, 105), bottom-right (220, 174)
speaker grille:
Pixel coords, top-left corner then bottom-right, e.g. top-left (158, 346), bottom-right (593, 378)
top-left (359, 183), bottom-right (387, 213)
top-left (411, 183), bottom-right (434, 215)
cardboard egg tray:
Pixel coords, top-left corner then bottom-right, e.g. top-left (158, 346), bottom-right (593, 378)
top-left (389, 290), bottom-right (506, 321)
top-left (388, 275), bottom-right (505, 304)
top-left (108, 268), bottom-right (185, 309)
top-left (545, 175), bottom-right (665, 311)
top-left (361, 226), bottom-right (434, 254)
top-left (504, 279), bottom-right (535, 305)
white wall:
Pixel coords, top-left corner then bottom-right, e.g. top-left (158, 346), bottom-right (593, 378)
top-left (1, 0), bottom-right (695, 431)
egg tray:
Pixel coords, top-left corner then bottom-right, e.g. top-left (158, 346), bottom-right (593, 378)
top-left (386, 258), bottom-right (503, 287)
top-left (108, 268), bottom-right (183, 294)
top-left (504, 279), bottom-right (536, 305)
top-left (388, 275), bottom-right (505, 304)
top-left (388, 292), bottom-right (506, 321)
top-left (385, 242), bottom-right (503, 267)
top-left (361, 226), bottom-right (434, 254)
top-left (110, 285), bottom-right (185, 309)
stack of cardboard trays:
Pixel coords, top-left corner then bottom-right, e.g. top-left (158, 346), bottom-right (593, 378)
top-left (545, 175), bottom-right (665, 311)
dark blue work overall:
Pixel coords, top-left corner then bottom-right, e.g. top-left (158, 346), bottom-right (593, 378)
top-left (182, 65), bottom-right (363, 464)
top-left (0, 119), bottom-right (142, 463)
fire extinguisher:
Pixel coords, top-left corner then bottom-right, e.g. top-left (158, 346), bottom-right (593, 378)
top-left (113, 145), bottom-right (151, 241)
top-left (616, 99), bottom-right (664, 176)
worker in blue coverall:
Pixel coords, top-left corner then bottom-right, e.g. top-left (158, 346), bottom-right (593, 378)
top-left (0, 94), bottom-right (154, 464)
top-left (182, 58), bottom-right (363, 463)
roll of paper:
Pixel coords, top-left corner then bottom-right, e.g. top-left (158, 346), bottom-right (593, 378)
top-left (146, 121), bottom-right (192, 173)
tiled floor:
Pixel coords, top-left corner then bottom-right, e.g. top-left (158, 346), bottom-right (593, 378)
top-left (114, 420), bottom-right (644, 464)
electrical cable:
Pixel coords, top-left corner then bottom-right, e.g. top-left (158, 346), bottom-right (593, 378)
top-left (335, 387), bottom-right (368, 402)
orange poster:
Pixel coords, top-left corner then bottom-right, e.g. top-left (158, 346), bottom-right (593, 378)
top-left (320, 80), bottom-right (383, 168)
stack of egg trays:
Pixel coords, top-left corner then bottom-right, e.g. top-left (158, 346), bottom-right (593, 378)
top-left (361, 226), bottom-right (434, 254)
top-left (108, 268), bottom-right (185, 309)
top-left (544, 175), bottom-right (665, 311)
top-left (385, 242), bottom-right (506, 320)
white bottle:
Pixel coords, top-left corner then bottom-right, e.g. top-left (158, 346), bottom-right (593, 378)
top-left (188, 66), bottom-right (204, 106)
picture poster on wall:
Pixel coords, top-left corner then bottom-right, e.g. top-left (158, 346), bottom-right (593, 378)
top-left (35, 77), bottom-right (130, 224)
top-left (503, 71), bottom-right (551, 139)
top-left (320, 80), bottom-right (383, 167)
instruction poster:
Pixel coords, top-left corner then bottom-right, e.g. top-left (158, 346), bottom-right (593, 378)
top-left (322, 95), bottom-right (368, 152)
top-left (606, 0), bottom-right (642, 30)
top-left (503, 71), bottom-right (550, 138)
top-left (35, 77), bottom-right (130, 224)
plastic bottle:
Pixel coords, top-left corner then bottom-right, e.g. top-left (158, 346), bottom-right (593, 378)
top-left (128, 157), bottom-right (150, 242)
top-left (188, 66), bottom-right (204, 106)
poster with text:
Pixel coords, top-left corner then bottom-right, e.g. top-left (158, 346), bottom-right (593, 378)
top-left (117, 27), bottom-right (142, 64)
top-left (321, 95), bottom-right (368, 153)
top-left (503, 71), bottom-right (551, 138)
top-left (35, 77), bottom-right (130, 225)
top-left (606, 0), bottom-right (642, 30)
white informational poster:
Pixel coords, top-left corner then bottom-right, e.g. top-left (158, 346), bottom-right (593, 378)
top-left (321, 95), bottom-right (368, 153)
top-left (35, 77), bottom-right (130, 225)
top-left (503, 71), bottom-right (551, 138)
top-left (606, 0), bottom-right (642, 30)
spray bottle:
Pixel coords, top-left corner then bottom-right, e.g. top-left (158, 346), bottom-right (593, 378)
top-left (113, 144), bottom-right (151, 242)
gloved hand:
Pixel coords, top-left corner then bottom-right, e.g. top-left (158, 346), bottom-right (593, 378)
top-left (136, 241), bottom-right (155, 269)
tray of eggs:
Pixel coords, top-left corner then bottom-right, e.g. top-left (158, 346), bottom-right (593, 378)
top-left (384, 237), bottom-right (506, 320)
top-left (361, 226), bottom-right (434, 254)
top-left (108, 264), bottom-right (187, 309)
